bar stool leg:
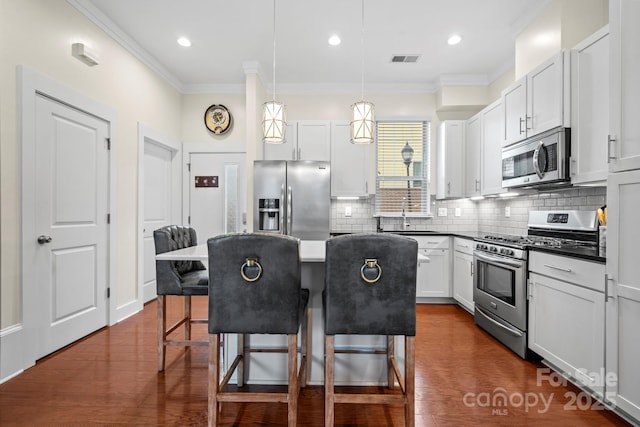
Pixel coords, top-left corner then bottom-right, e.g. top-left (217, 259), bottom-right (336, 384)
top-left (185, 295), bottom-right (191, 341)
top-left (325, 335), bottom-right (335, 427)
top-left (287, 334), bottom-right (298, 427)
top-left (158, 295), bottom-right (167, 372)
top-left (208, 334), bottom-right (221, 427)
top-left (387, 335), bottom-right (395, 389)
top-left (237, 334), bottom-right (245, 387)
top-left (405, 336), bottom-right (415, 427)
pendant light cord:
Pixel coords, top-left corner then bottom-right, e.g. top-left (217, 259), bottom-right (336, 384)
top-left (272, 0), bottom-right (277, 103)
top-left (360, 0), bottom-right (365, 101)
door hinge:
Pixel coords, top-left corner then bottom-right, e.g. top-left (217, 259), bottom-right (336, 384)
top-left (187, 163), bottom-right (191, 172)
top-left (107, 287), bottom-right (111, 298)
top-left (107, 213), bottom-right (111, 224)
top-left (188, 215), bottom-right (191, 224)
top-left (106, 138), bottom-right (111, 150)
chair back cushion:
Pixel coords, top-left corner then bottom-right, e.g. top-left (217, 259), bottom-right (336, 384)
top-left (324, 233), bottom-right (418, 336)
top-left (207, 233), bottom-right (303, 335)
top-left (154, 225), bottom-right (206, 295)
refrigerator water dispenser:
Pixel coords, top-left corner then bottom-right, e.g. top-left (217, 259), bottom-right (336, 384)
top-left (258, 198), bottom-right (280, 232)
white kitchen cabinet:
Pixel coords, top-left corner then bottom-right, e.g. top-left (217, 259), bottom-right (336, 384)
top-left (414, 236), bottom-right (450, 299)
top-left (480, 99), bottom-right (506, 196)
top-left (528, 251), bottom-right (605, 397)
top-left (501, 51), bottom-right (569, 146)
top-left (436, 121), bottom-right (464, 200)
top-left (608, 0), bottom-right (640, 173)
top-left (570, 26), bottom-right (610, 185)
top-left (330, 121), bottom-right (370, 197)
top-left (464, 113), bottom-right (481, 198)
top-left (452, 237), bottom-right (474, 313)
top-left (606, 169), bottom-right (640, 422)
top-left (264, 120), bottom-right (331, 161)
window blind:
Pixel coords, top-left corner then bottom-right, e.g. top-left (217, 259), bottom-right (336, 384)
top-left (375, 121), bottom-right (430, 215)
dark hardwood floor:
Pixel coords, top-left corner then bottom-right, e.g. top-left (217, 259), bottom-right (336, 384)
top-left (0, 300), bottom-right (631, 426)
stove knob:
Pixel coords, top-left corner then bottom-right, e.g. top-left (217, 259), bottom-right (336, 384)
top-left (499, 248), bottom-right (506, 255)
top-left (482, 244), bottom-right (488, 250)
top-left (475, 243), bottom-right (481, 250)
top-left (508, 249), bottom-right (515, 256)
top-left (489, 246), bottom-right (498, 252)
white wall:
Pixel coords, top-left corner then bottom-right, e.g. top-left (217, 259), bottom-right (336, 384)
top-left (0, 0), bottom-right (182, 329)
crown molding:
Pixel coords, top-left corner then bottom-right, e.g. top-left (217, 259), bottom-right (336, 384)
top-left (67, 0), bottom-right (185, 93)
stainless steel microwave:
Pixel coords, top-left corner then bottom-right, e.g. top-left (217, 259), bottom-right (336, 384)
top-left (502, 127), bottom-right (570, 189)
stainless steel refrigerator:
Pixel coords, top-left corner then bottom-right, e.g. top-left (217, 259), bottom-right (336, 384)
top-left (253, 160), bottom-right (330, 240)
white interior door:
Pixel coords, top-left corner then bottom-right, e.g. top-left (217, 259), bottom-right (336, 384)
top-left (142, 141), bottom-right (176, 302)
top-left (188, 152), bottom-right (246, 242)
top-left (34, 94), bottom-right (109, 358)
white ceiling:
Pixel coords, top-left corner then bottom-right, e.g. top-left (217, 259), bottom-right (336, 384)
top-left (71, 0), bottom-right (552, 94)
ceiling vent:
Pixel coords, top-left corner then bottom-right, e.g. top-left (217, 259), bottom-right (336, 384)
top-left (391, 55), bottom-right (420, 63)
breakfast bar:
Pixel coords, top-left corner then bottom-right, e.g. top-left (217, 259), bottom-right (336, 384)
top-left (156, 238), bottom-right (428, 385)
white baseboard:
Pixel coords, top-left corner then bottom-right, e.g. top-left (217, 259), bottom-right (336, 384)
top-left (115, 299), bottom-right (143, 324)
top-left (0, 324), bottom-right (33, 384)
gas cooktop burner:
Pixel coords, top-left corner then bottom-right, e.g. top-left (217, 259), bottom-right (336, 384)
top-left (478, 233), bottom-right (596, 249)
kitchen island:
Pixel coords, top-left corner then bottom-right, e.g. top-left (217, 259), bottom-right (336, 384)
top-left (157, 239), bottom-right (427, 385)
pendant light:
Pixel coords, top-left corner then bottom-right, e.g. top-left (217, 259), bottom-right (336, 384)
top-left (263, 0), bottom-right (286, 144)
top-left (350, 0), bottom-right (375, 144)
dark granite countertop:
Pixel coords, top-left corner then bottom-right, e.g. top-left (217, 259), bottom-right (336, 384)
top-left (527, 245), bottom-right (605, 263)
top-left (330, 230), bottom-right (481, 239)
top-left (330, 231), bottom-right (605, 263)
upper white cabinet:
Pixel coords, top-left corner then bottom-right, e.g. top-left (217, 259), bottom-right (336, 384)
top-left (330, 121), bottom-right (370, 198)
top-left (570, 26), bottom-right (610, 185)
top-left (501, 51), bottom-right (569, 146)
top-left (608, 0), bottom-right (640, 173)
top-left (464, 113), bottom-right (482, 198)
top-left (436, 120), bottom-right (465, 199)
top-left (481, 99), bottom-right (506, 196)
top-left (264, 120), bottom-right (331, 161)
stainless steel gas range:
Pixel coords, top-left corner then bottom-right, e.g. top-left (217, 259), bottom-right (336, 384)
top-left (473, 210), bottom-right (599, 358)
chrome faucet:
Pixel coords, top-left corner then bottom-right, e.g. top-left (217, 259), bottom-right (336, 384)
top-left (401, 198), bottom-right (410, 231)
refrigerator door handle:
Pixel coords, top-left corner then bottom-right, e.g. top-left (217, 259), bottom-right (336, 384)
top-left (280, 184), bottom-right (285, 234)
top-left (287, 185), bottom-right (292, 234)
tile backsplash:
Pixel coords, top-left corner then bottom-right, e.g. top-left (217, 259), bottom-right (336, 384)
top-left (330, 186), bottom-right (606, 236)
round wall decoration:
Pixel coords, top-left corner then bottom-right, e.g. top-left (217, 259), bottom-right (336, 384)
top-left (204, 104), bottom-right (232, 134)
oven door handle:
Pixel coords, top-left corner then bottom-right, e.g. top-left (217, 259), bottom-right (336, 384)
top-left (476, 306), bottom-right (524, 337)
top-left (474, 251), bottom-right (523, 269)
top-left (533, 141), bottom-right (547, 179)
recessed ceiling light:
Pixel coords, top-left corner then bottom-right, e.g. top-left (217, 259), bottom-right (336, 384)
top-left (177, 37), bottom-right (191, 47)
top-left (447, 34), bottom-right (462, 45)
top-left (328, 35), bottom-right (341, 46)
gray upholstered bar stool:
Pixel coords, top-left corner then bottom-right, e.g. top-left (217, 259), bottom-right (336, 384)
top-left (153, 225), bottom-right (208, 372)
top-left (206, 233), bottom-right (310, 427)
top-left (324, 233), bottom-right (418, 427)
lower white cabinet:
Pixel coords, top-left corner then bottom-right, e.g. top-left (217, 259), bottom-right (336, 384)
top-left (528, 251), bottom-right (605, 397)
top-left (414, 236), bottom-right (451, 298)
top-left (606, 167), bottom-right (640, 421)
top-left (452, 237), bottom-right (474, 312)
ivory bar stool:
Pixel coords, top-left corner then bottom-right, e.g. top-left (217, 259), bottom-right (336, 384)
top-left (154, 225), bottom-right (209, 372)
top-left (323, 233), bottom-right (418, 427)
top-left (206, 233), bottom-right (310, 427)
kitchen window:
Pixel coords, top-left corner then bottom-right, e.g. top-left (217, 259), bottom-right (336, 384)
top-left (375, 120), bottom-right (431, 216)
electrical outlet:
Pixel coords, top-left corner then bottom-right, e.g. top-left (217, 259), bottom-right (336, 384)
top-left (505, 206), bottom-right (511, 218)
top-left (345, 206), bottom-right (352, 217)
top-left (438, 207), bottom-right (447, 217)
top-left (454, 207), bottom-right (461, 217)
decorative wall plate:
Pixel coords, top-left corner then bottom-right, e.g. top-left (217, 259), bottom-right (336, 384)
top-left (204, 104), bottom-right (232, 134)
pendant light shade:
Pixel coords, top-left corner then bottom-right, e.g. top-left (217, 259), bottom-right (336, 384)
top-left (263, 0), bottom-right (286, 144)
top-left (263, 100), bottom-right (287, 143)
top-left (350, 100), bottom-right (375, 144)
top-left (350, 0), bottom-right (374, 144)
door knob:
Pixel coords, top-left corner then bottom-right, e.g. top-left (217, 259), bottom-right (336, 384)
top-left (37, 235), bottom-right (52, 244)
